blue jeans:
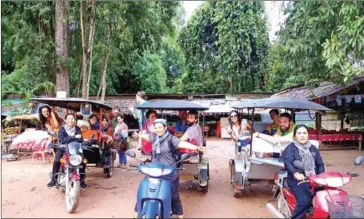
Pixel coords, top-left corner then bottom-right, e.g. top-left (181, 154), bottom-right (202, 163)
top-left (118, 150), bottom-right (127, 165)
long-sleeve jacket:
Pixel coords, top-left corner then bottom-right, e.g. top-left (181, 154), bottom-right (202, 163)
top-left (58, 126), bottom-right (83, 145)
top-left (282, 142), bottom-right (325, 187)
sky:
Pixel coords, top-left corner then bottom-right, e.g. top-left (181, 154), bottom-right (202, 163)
top-left (182, 1), bottom-right (286, 42)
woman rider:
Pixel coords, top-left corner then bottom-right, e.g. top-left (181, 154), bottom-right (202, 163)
top-left (281, 124), bottom-right (325, 218)
top-left (133, 118), bottom-right (204, 219)
top-left (47, 114), bottom-right (87, 190)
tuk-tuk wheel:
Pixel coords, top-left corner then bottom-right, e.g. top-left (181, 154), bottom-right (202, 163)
top-left (198, 184), bottom-right (208, 193)
top-left (230, 162), bottom-right (242, 198)
top-left (232, 185), bottom-right (242, 198)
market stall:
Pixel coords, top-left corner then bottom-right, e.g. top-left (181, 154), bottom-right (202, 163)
top-left (272, 75), bottom-right (364, 151)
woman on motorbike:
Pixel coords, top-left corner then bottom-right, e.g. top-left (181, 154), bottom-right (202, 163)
top-left (281, 124), bottom-right (325, 219)
top-left (47, 114), bottom-right (87, 190)
top-left (133, 118), bottom-right (204, 219)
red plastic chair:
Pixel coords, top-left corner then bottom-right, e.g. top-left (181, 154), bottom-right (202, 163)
top-left (31, 138), bottom-right (51, 165)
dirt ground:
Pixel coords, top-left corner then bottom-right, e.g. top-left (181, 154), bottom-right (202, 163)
top-left (2, 138), bottom-right (364, 218)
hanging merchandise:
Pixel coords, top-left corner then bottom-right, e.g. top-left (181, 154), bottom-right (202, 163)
top-left (336, 95), bottom-right (342, 106)
top-left (345, 95), bottom-right (353, 103)
top-left (354, 95), bottom-right (362, 104)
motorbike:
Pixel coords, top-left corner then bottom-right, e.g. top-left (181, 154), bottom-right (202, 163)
top-left (48, 131), bottom-right (97, 213)
top-left (126, 149), bottom-right (190, 219)
top-left (266, 155), bottom-right (364, 218)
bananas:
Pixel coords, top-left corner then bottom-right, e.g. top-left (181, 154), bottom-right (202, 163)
top-left (2, 127), bottom-right (20, 135)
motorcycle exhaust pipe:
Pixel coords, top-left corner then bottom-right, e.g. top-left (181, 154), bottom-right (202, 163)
top-left (266, 203), bottom-right (285, 218)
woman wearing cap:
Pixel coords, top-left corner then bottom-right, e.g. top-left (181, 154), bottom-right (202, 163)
top-left (132, 118), bottom-right (204, 219)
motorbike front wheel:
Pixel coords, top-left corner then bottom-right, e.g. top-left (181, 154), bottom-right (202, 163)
top-left (276, 192), bottom-right (291, 218)
top-left (65, 179), bottom-right (80, 214)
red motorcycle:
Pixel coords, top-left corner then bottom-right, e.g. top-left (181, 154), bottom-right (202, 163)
top-left (266, 156), bottom-right (364, 218)
top-left (48, 132), bottom-right (96, 213)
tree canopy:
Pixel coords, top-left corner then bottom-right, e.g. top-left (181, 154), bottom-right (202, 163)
top-left (2, 1), bottom-right (363, 98)
top-left (266, 1), bottom-right (364, 90)
top-left (177, 1), bottom-right (269, 93)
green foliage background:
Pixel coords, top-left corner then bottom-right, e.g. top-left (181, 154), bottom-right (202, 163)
top-left (1, 1), bottom-right (363, 98)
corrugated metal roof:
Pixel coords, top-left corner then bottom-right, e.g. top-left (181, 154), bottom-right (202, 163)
top-left (272, 76), bottom-right (364, 99)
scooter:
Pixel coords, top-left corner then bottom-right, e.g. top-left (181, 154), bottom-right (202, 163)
top-left (266, 156), bottom-right (364, 218)
top-left (126, 149), bottom-right (190, 219)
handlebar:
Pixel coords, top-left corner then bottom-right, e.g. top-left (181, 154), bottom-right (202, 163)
top-left (297, 176), bottom-right (309, 185)
top-left (350, 173), bottom-right (359, 177)
top-left (48, 141), bottom-right (98, 150)
top-left (297, 180), bottom-right (309, 185)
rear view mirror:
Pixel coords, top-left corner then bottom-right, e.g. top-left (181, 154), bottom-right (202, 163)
top-left (293, 160), bottom-right (304, 170)
top-left (126, 149), bottom-right (136, 158)
top-left (181, 153), bottom-right (191, 161)
top-left (354, 156), bottom-right (364, 166)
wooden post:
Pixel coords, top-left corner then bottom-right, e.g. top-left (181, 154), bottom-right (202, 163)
top-left (315, 112), bottom-right (322, 143)
top-left (99, 108), bottom-right (102, 142)
top-left (250, 108), bottom-right (255, 157)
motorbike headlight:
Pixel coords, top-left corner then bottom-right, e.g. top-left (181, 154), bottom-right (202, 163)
top-left (140, 167), bottom-right (172, 177)
top-left (69, 155), bottom-right (82, 166)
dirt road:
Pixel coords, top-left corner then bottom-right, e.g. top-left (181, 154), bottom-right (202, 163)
top-left (2, 138), bottom-right (364, 218)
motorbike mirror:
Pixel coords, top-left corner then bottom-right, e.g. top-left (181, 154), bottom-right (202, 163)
top-left (293, 160), bottom-right (304, 170)
top-left (126, 149), bottom-right (136, 158)
top-left (47, 130), bottom-right (57, 137)
top-left (354, 156), bottom-right (364, 166)
top-left (181, 153), bottom-right (191, 161)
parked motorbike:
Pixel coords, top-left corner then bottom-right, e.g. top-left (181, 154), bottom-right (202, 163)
top-left (48, 131), bottom-right (97, 213)
top-left (126, 149), bottom-right (190, 219)
top-left (266, 155), bottom-right (364, 218)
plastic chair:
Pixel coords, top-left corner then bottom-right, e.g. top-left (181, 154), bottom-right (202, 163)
top-left (31, 138), bottom-right (51, 164)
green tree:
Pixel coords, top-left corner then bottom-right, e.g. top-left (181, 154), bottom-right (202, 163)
top-left (132, 51), bottom-right (167, 93)
top-left (269, 1), bottom-right (364, 90)
top-left (1, 1), bottom-right (183, 97)
top-left (177, 1), bottom-right (269, 93)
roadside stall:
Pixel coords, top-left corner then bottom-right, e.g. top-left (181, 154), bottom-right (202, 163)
top-left (272, 76), bottom-right (364, 151)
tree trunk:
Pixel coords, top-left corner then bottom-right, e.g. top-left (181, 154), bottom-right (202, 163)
top-left (228, 78), bottom-right (233, 93)
top-left (100, 55), bottom-right (109, 103)
top-left (76, 59), bottom-right (83, 97)
top-left (100, 23), bottom-right (113, 102)
top-left (55, 0), bottom-right (70, 96)
top-left (96, 82), bottom-right (102, 100)
top-left (80, 0), bottom-right (88, 99)
top-left (86, 0), bottom-right (96, 99)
